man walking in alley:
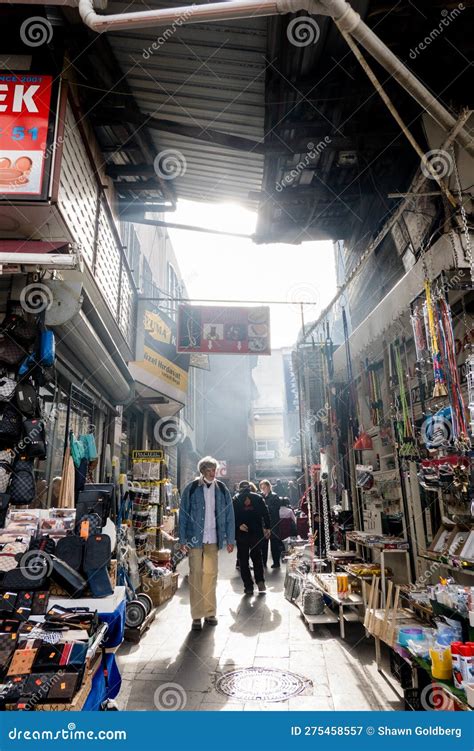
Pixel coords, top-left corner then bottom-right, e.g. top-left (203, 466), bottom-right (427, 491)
top-left (234, 481), bottom-right (271, 594)
top-left (179, 457), bottom-right (235, 631)
top-left (259, 479), bottom-right (283, 568)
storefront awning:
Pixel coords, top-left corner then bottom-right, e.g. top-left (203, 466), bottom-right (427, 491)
top-left (0, 240), bottom-right (71, 253)
top-left (0, 241), bottom-right (79, 270)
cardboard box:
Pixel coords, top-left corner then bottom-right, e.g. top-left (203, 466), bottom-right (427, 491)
top-left (141, 572), bottom-right (178, 606)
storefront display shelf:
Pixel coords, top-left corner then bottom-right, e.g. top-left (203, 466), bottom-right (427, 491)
top-left (337, 563), bottom-right (394, 581)
top-left (346, 532), bottom-right (409, 551)
top-left (307, 574), bottom-right (365, 638)
top-left (295, 599), bottom-right (339, 632)
top-left (418, 551), bottom-right (474, 575)
top-left (411, 655), bottom-right (471, 711)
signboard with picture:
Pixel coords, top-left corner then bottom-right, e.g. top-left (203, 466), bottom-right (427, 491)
top-left (177, 305), bottom-right (271, 355)
top-left (0, 73), bottom-right (57, 201)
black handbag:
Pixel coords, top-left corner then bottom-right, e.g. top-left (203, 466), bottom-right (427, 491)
top-left (29, 534), bottom-right (56, 556)
top-left (76, 489), bottom-right (111, 527)
top-left (22, 418), bottom-right (46, 460)
top-left (1, 568), bottom-right (48, 591)
top-left (56, 535), bottom-right (84, 570)
top-left (0, 334), bottom-right (24, 366)
top-left (9, 458), bottom-right (36, 505)
top-left (50, 555), bottom-right (87, 597)
top-left (0, 492), bottom-right (10, 527)
top-left (0, 403), bottom-right (22, 445)
top-left (15, 383), bottom-right (37, 417)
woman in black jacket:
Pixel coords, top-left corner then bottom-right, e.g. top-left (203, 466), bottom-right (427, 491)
top-left (233, 481), bottom-right (271, 594)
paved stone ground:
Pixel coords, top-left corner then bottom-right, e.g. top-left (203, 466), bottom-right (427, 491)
top-left (116, 551), bottom-right (404, 711)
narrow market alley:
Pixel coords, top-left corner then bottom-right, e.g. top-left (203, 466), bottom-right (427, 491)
top-left (117, 551), bottom-right (403, 712)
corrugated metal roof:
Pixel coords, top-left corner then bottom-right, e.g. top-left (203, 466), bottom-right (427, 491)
top-left (106, 1), bottom-right (266, 207)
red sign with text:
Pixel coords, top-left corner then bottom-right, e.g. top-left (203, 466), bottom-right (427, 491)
top-left (0, 73), bottom-right (53, 196)
top-left (177, 305), bottom-right (271, 355)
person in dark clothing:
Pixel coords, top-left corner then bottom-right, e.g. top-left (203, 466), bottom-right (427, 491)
top-left (234, 481), bottom-right (271, 594)
top-left (259, 479), bottom-right (283, 568)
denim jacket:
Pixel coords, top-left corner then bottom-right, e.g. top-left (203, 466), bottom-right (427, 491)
top-left (178, 479), bottom-right (235, 549)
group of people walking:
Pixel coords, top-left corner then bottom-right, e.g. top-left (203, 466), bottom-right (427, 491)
top-left (178, 456), bottom-right (296, 631)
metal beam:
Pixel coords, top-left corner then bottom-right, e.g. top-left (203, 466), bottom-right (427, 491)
top-left (94, 108), bottom-right (264, 154)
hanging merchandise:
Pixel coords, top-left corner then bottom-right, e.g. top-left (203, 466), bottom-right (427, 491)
top-left (467, 353), bottom-right (474, 440)
top-left (394, 340), bottom-right (419, 459)
top-left (435, 295), bottom-right (469, 447)
top-left (366, 360), bottom-right (383, 426)
top-left (0, 377), bottom-right (17, 402)
top-left (356, 464), bottom-right (374, 490)
top-left (9, 457), bottom-right (36, 505)
top-left (421, 406), bottom-right (453, 450)
top-left (410, 303), bottom-right (429, 364)
top-left (424, 280), bottom-right (448, 397)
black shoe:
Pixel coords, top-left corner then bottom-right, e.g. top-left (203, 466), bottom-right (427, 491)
top-left (204, 616), bottom-right (218, 626)
top-left (192, 619), bottom-right (202, 631)
top-left (244, 587), bottom-right (254, 595)
top-left (271, 564), bottom-right (281, 569)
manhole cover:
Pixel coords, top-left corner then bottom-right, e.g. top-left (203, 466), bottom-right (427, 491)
top-left (215, 667), bottom-right (311, 702)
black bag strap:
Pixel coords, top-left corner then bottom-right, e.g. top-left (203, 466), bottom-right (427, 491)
top-left (189, 479), bottom-right (226, 499)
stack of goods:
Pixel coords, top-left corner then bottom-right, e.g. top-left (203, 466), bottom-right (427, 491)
top-left (0, 500), bottom-right (115, 601)
top-left (346, 530), bottom-right (409, 549)
top-left (429, 580), bottom-right (474, 619)
top-left (129, 486), bottom-right (151, 577)
top-left (344, 562), bottom-right (392, 578)
top-left (396, 613), bottom-right (474, 706)
top-left (0, 312), bottom-right (55, 511)
top-left (0, 602), bottom-right (106, 709)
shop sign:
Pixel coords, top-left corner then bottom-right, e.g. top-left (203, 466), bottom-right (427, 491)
top-left (255, 450), bottom-right (275, 460)
top-left (177, 305), bottom-right (271, 355)
top-left (283, 353), bottom-right (299, 413)
top-left (0, 73), bottom-right (56, 200)
top-left (132, 450), bottom-right (164, 460)
top-left (216, 461), bottom-right (228, 478)
top-left (130, 305), bottom-right (190, 403)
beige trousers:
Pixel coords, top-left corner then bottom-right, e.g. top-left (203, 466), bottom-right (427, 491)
top-left (188, 544), bottom-right (218, 620)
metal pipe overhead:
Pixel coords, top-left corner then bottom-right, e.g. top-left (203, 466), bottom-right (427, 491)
top-left (73, 0), bottom-right (473, 156)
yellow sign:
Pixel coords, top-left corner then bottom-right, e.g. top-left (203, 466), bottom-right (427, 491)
top-left (144, 310), bottom-right (173, 345)
top-left (141, 345), bottom-right (188, 392)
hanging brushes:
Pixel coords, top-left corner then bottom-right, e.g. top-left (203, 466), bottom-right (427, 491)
top-left (424, 280), bottom-right (448, 397)
top-left (394, 340), bottom-right (419, 459)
